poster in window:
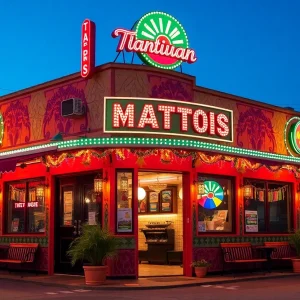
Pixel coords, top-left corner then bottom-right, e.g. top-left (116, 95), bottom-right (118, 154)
top-left (11, 218), bottom-right (20, 232)
top-left (117, 208), bottom-right (132, 232)
top-left (198, 221), bottom-right (206, 232)
top-left (63, 191), bottom-right (73, 226)
top-left (245, 210), bottom-right (258, 232)
top-left (149, 192), bottom-right (159, 212)
top-left (161, 189), bottom-right (172, 212)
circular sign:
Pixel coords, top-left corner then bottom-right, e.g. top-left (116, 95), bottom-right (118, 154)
top-left (289, 120), bottom-right (300, 155)
top-left (198, 180), bottom-right (224, 209)
top-left (135, 11), bottom-right (189, 70)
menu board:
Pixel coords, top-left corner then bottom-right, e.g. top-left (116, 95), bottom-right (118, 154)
top-left (245, 210), bottom-right (258, 232)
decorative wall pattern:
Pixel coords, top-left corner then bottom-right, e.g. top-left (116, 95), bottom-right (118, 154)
top-left (110, 249), bottom-right (136, 276)
top-left (237, 104), bottom-right (276, 153)
top-left (193, 235), bottom-right (289, 248)
top-left (43, 81), bottom-right (88, 139)
top-left (0, 236), bottom-right (48, 246)
top-left (115, 70), bottom-right (149, 97)
top-left (148, 74), bottom-right (193, 101)
top-left (1, 97), bottom-right (31, 147)
top-left (117, 237), bottom-right (135, 249)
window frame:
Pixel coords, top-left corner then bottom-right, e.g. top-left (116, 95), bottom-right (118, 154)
top-left (115, 169), bottom-right (134, 235)
top-left (243, 178), bottom-right (293, 234)
top-left (196, 174), bottom-right (236, 235)
top-left (5, 177), bottom-right (46, 235)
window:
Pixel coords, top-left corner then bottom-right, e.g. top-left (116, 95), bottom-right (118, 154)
top-left (243, 180), bottom-right (292, 233)
top-left (6, 178), bottom-right (46, 234)
top-left (197, 176), bottom-right (234, 233)
top-left (116, 171), bottom-right (133, 234)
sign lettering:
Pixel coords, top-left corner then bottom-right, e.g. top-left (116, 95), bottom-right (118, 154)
top-left (15, 202), bottom-right (39, 209)
top-left (112, 12), bottom-right (197, 70)
top-left (81, 19), bottom-right (96, 78)
top-left (104, 97), bottom-right (233, 142)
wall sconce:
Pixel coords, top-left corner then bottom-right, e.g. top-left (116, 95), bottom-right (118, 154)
top-left (120, 173), bottom-right (129, 192)
top-left (94, 172), bottom-right (108, 194)
top-left (194, 177), bottom-right (205, 195)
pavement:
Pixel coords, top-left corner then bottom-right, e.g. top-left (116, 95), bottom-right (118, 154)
top-left (0, 269), bottom-right (300, 290)
top-left (1, 276), bottom-right (300, 299)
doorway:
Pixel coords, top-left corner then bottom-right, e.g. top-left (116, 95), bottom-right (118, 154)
top-left (138, 171), bottom-right (184, 277)
top-left (54, 173), bottom-right (100, 274)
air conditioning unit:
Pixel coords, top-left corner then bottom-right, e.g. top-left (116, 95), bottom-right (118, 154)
top-left (61, 98), bottom-right (86, 117)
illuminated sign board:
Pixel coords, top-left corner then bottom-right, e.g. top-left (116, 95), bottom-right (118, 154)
top-left (0, 113), bottom-right (3, 145)
top-left (104, 97), bottom-right (233, 142)
top-left (15, 202), bottom-right (39, 209)
top-left (284, 117), bottom-right (300, 156)
top-left (81, 19), bottom-right (96, 78)
top-left (112, 11), bottom-right (197, 70)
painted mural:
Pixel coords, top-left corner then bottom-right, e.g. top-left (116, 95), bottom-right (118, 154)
top-left (43, 81), bottom-right (88, 139)
top-left (236, 104), bottom-right (276, 153)
top-left (1, 97), bottom-right (31, 147)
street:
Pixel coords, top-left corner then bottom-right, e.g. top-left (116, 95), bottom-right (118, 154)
top-left (0, 276), bottom-right (300, 300)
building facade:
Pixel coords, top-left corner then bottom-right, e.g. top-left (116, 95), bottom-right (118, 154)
top-left (0, 63), bottom-right (299, 278)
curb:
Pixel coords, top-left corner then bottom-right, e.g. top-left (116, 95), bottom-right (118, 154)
top-left (1, 273), bottom-right (300, 291)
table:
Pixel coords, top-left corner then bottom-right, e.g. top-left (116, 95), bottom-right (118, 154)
top-left (254, 246), bottom-right (277, 272)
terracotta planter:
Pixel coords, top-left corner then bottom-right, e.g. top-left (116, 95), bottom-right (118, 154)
top-left (292, 259), bottom-right (300, 273)
top-left (83, 265), bottom-right (108, 285)
top-left (194, 266), bottom-right (208, 278)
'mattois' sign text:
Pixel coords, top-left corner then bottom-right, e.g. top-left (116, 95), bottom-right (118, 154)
top-left (104, 97), bottom-right (233, 142)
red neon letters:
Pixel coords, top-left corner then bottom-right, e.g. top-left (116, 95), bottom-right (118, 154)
top-left (81, 19), bottom-right (96, 78)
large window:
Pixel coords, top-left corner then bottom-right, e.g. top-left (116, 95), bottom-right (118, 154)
top-left (243, 180), bottom-right (292, 233)
top-left (116, 171), bottom-right (133, 234)
top-left (197, 175), bottom-right (234, 233)
top-left (6, 178), bottom-right (46, 234)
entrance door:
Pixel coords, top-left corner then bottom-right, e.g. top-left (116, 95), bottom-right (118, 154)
top-left (54, 174), bottom-right (100, 274)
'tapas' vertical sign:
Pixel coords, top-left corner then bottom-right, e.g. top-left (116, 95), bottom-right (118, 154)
top-left (81, 19), bottom-right (96, 78)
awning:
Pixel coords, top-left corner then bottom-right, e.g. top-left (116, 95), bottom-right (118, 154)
top-left (0, 145), bottom-right (58, 173)
top-left (0, 157), bottom-right (19, 173)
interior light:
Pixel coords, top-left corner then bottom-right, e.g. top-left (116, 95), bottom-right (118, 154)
top-left (179, 188), bottom-right (183, 200)
top-left (138, 187), bottom-right (146, 200)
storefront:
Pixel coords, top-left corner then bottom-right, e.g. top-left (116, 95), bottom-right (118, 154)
top-left (0, 12), bottom-right (300, 278)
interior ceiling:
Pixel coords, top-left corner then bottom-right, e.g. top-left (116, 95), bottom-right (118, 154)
top-left (138, 172), bottom-right (182, 186)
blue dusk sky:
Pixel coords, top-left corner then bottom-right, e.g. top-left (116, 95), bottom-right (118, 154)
top-left (0, 0), bottom-right (299, 110)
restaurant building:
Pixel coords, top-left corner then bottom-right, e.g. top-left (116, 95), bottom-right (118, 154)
top-left (0, 12), bottom-right (299, 278)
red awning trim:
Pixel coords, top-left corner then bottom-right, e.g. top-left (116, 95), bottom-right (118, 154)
top-left (0, 145), bottom-right (58, 173)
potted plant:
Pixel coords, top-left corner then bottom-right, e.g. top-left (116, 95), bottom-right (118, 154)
top-left (67, 224), bottom-right (119, 285)
top-left (289, 230), bottom-right (300, 273)
top-left (191, 259), bottom-right (211, 278)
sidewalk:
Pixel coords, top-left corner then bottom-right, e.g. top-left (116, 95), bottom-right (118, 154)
top-left (0, 270), bottom-right (299, 290)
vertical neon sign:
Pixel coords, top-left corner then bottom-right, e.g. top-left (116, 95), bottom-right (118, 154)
top-left (81, 19), bottom-right (96, 78)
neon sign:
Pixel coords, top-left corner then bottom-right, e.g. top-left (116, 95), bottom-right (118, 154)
top-left (289, 120), bottom-right (300, 155)
top-left (0, 113), bottom-right (3, 145)
top-left (81, 19), bottom-right (96, 78)
top-left (15, 202), bottom-right (39, 208)
top-left (104, 97), bottom-right (233, 143)
top-left (112, 11), bottom-right (197, 70)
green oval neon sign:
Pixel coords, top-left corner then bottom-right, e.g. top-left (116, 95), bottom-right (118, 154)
top-left (289, 120), bottom-right (300, 155)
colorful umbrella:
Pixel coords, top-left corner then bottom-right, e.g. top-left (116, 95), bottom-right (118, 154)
top-left (198, 180), bottom-right (224, 209)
